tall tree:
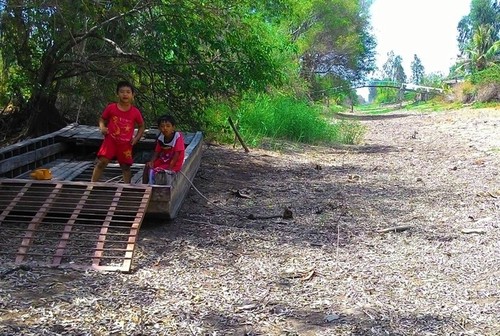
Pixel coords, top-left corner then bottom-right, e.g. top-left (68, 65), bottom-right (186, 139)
top-left (410, 54), bottom-right (425, 84)
top-left (382, 51), bottom-right (406, 83)
top-left (294, 0), bottom-right (376, 100)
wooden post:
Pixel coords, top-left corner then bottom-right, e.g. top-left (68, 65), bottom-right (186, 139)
top-left (228, 117), bottom-right (249, 153)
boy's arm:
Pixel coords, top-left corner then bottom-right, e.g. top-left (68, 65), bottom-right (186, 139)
top-left (147, 142), bottom-right (161, 168)
top-left (168, 152), bottom-right (181, 170)
top-left (98, 117), bottom-right (108, 135)
top-left (147, 151), bottom-right (159, 168)
top-left (131, 123), bottom-right (145, 146)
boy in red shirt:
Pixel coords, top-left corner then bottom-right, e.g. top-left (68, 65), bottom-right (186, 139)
top-left (142, 115), bottom-right (185, 184)
top-left (91, 81), bottom-right (145, 183)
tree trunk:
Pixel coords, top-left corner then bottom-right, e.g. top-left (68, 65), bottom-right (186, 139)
top-left (26, 92), bottom-right (65, 137)
top-left (25, 49), bottom-right (66, 137)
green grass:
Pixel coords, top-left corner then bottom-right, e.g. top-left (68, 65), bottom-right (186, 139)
top-left (355, 104), bottom-right (399, 114)
top-left (203, 94), bottom-right (366, 147)
top-left (355, 100), bottom-right (469, 114)
top-left (471, 101), bottom-right (500, 109)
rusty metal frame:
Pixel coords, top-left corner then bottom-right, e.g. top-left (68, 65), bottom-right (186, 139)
top-left (0, 179), bottom-right (151, 272)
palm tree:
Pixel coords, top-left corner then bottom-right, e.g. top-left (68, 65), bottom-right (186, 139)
top-left (458, 24), bottom-right (500, 72)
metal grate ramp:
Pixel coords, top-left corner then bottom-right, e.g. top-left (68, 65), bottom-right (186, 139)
top-left (0, 179), bottom-right (152, 272)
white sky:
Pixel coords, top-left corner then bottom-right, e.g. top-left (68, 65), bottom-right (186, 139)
top-left (370, 0), bottom-right (471, 77)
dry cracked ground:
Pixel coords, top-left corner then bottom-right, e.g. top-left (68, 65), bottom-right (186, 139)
top-left (1, 107), bottom-right (499, 335)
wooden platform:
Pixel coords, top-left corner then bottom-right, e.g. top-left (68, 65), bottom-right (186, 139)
top-left (0, 123), bottom-right (204, 219)
top-left (0, 179), bottom-right (151, 272)
top-left (0, 124), bottom-right (203, 271)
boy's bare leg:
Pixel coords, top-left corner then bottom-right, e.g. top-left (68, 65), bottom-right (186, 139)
top-left (91, 157), bottom-right (110, 182)
top-left (121, 164), bottom-right (132, 184)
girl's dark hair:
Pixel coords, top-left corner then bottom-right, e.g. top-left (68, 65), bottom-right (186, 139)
top-left (116, 80), bottom-right (135, 94)
top-left (157, 114), bottom-right (176, 126)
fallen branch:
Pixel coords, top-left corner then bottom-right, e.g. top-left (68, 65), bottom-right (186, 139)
top-left (461, 228), bottom-right (486, 234)
top-left (376, 225), bottom-right (412, 233)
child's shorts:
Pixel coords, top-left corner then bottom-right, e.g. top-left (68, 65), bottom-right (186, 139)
top-left (97, 136), bottom-right (133, 165)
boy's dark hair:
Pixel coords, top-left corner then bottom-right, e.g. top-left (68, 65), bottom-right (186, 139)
top-left (116, 80), bottom-right (135, 94)
top-left (157, 114), bottom-right (176, 126)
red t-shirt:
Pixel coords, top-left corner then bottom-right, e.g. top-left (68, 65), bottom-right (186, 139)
top-left (102, 103), bottom-right (144, 143)
top-left (153, 131), bottom-right (185, 172)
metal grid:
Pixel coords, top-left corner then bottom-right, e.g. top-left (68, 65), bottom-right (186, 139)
top-left (0, 179), bottom-right (151, 272)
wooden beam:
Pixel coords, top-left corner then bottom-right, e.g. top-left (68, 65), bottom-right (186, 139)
top-left (0, 143), bottom-right (68, 175)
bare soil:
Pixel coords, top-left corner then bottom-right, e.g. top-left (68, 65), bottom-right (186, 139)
top-left (1, 107), bottom-right (499, 335)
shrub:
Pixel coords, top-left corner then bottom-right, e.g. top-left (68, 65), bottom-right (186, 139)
top-left (336, 120), bottom-right (366, 145)
top-left (454, 81), bottom-right (476, 103)
top-left (469, 66), bottom-right (500, 103)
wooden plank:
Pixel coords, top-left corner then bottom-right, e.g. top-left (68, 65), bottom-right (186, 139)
top-left (53, 161), bottom-right (93, 181)
top-left (0, 184), bottom-right (30, 223)
top-left (92, 187), bottom-right (122, 267)
top-left (42, 160), bottom-right (73, 179)
top-left (121, 186), bottom-right (151, 272)
top-left (54, 123), bottom-right (89, 139)
top-left (1, 216), bottom-right (138, 226)
top-left (0, 124), bottom-right (75, 155)
top-left (15, 183), bottom-right (63, 263)
top-left (51, 185), bottom-right (93, 266)
top-left (4, 178), bottom-right (151, 190)
top-left (0, 143), bottom-right (68, 175)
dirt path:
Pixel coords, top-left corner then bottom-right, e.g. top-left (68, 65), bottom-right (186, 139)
top-left (1, 107), bottom-right (499, 335)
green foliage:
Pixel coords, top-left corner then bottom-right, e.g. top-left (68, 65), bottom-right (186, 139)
top-left (203, 93), bottom-right (365, 146)
top-left (422, 72), bottom-right (446, 87)
top-left (470, 66), bottom-right (500, 103)
top-left (455, 0), bottom-right (500, 73)
top-left (0, 0), bottom-right (297, 134)
top-left (471, 101), bottom-right (500, 108)
top-left (0, 0), bottom-right (377, 139)
top-left (470, 65), bottom-right (500, 84)
top-left (373, 87), bottom-right (399, 104)
top-left (296, 0), bottom-right (376, 101)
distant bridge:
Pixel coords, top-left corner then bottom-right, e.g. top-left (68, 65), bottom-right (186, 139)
top-left (354, 80), bottom-right (443, 93)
